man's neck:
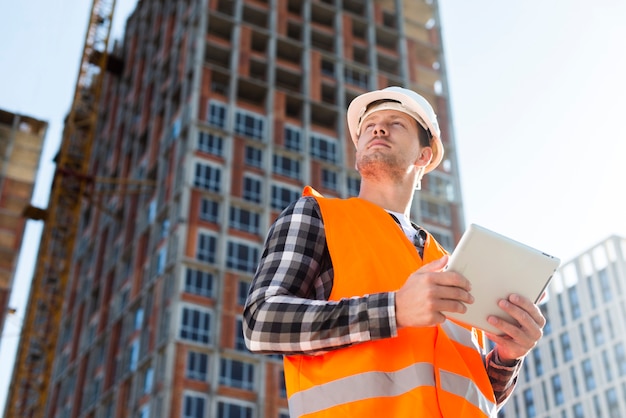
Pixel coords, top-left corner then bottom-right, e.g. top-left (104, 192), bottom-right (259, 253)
top-left (358, 180), bottom-right (416, 217)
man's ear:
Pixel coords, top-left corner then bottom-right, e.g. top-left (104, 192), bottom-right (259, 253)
top-left (415, 146), bottom-right (433, 167)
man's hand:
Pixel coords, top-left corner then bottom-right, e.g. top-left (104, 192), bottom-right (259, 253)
top-left (395, 255), bottom-right (474, 328)
top-left (485, 294), bottom-right (546, 363)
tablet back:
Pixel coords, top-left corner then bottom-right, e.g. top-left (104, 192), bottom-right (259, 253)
top-left (444, 224), bottom-right (560, 335)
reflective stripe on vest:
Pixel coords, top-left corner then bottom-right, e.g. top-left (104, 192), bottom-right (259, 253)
top-left (289, 363), bottom-right (496, 417)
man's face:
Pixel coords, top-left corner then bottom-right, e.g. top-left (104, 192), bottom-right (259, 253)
top-left (355, 109), bottom-right (430, 181)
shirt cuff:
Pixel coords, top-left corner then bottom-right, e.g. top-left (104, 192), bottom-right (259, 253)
top-left (366, 292), bottom-right (397, 340)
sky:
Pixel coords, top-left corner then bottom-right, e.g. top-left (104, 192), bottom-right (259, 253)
top-left (1, 0), bottom-right (626, 413)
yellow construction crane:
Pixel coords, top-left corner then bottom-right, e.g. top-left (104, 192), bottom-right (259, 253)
top-left (5, 1), bottom-right (117, 416)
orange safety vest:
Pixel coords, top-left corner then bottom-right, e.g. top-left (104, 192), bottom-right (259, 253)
top-left (283, 187), bottom-right (497, 417)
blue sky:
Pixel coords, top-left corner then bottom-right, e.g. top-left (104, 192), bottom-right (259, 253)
top-left (1, 0), bottom-right (626, 413)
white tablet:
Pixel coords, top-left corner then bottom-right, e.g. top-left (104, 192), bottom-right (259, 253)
top-left (444, 224), bottom-right (560, 335)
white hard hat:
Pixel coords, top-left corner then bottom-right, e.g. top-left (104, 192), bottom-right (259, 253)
top-left (346, 86), bottom-right (444, 173)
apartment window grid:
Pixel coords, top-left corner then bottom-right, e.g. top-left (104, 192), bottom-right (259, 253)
top-left (180, 306), bottom-right (212, 344)
top-left (567, 285), bottom-right (581, 320)
top-left (523, 388), bottom-right (536, 418)
top-left (183, 392), bottom-right (207, 418)
top-left (616, 342), bottom-right (626, 376)
top-left (243, 175), bottom-right (262, 203)
top-left (587, 274), bottom-right (598, 309)
top-left (217, 400), bottom-right (254, 418)
top-left (186, 351), bottom-right (209, 381)
top-left (560, 332), bottom-right (573, 362)
top-left (194, 162), bottom-right (221, 192)
top-left (284, 125), bottom-right (302, 151)
top-left (196, 232), bottom-right (217, 263)
top-left (244, 145), bottom-right (263, 168)
top-left (310, 134), bottom-right (338, 164)
top-left (420, 199), bottom-right (452, 226)
top-left (229, 206), bottom-right (260, 235)
top-left (551, 374), bottom-right (564, 406)
top-left (271, 184), bottom-right (300, 210)
top-left (208, 101), bottom-right (227, 129)
top-left (226, 241), bottom-right (260, 274)
top-left (185, 268), bottom-right (215, 298)
top-left (426, 172), bottom-right (455, 202)
top-left (199, 198), bottom-right (219, 223)
top-left (598, 268), bottom-right (613, 302)
top-left (235, 110), bottom-right (265, 141)
top-left (321, 168), bottom-right (338, 191)
top-left (237, 280), bottom-right (250, 306)
top-left (219, 358), bottom-right (255, 391)
top-left (198, 131), bottom-right (224, 156)
top-left (234, 318), bottom-right (247, 352)
top-left (347, 175), bottom-right (360, 196)
top-left (602, 349), bottom-right (613, 382)
top-left (582, 358), bottom-right (596, 391)
top-left (272, 154), bottom-right (301, 179)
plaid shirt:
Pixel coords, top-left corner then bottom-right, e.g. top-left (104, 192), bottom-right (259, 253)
top-left (243, 196), bottom-right (522, 405)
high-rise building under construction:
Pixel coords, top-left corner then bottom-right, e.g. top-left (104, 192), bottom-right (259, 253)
top-left (7, 1), bottom-right (466, 417)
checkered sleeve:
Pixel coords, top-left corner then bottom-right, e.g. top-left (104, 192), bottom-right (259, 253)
top-left (243, 196), bottom-right (396, 355)
top-left (485, 349), bottom-right (523, 407)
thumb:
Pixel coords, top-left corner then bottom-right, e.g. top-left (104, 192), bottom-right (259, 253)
top-left (417, 254), bottom-right (449, 273)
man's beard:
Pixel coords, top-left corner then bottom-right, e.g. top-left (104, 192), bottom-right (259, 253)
top-left (356, 151), bottom-right (406, 183)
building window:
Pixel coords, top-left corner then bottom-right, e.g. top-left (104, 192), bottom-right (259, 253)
top-left (273, 154), bottom-right (301, 179)
top-left (243, 176), bottom-right (262, 203)
top-left (196, 232), bottom-right (217, 263)
top-left (420, 200), bottom-right (452, 226)
top-left (278, 372), bottom-right (287, 398)
top-left (234, 318), bottom-right (247, 352)
top-left (591, 315), bottom-right (604, 346)
top-left (238, 280), bottom-right (250, 306)
top-left (347, 176), bottom-right (360, 196)
top-left (284, 125), bottom-right (301, 151)
top-left (551, 374), bottom-right (564, 406)
top-left (322, 168), bottom-right (338, 191)
top-left (310, 134), bottom-right (338, 163)
top-left (235, 110), bottom-right (265, 140)
top-left (198, 131), bottom-right (224, 156)
top-left (183, 393), bottom-right (207, 418)
top-left (532, 348), bottom-right (543, 377)
top-left (549, 340), bottom-right (558, 368)
top-left (344, 66), bottom-right (368, 89)
top-left (567, 285), bottom-right (581, 319)
top-left (593, 395), bottom-right (603, 418)
top-left (180, 306), bottom-right (212, 344)
top-left (229, 207), bottom-right (260, 235)
top-left (208, 102), bottom-right (227, 128)
top-left (587, 275), bottom-right (597, 309)
top-left (579, 323), bottom-right (589, 353)
top-left (560, 332), bottom-right (572, 362)
top-left (199, 198), bottom-right (219, 223)
top-left (523, 388), bottom-right (536, 418)
top-left (570, 366), bottom-right (580, 397)
top-left (217, 401), bottom-right (254, 418)
top-left (615, 342), bottom-right (626, 376)
top-left (227, 241), bottom-right (259, 274)
top-left (572, 403), bottom-right (584, 418)
top-left (186, 351), bottom-right (209, 381)
top-left (194, 163), bottom-right (221, 192)
top-left (271, 185), bottom-right (300, 210)
top-left (582, 358), bottom-right (596, 391)
top-left (557, 293), bottom-right (566, 326)
top-left (245, 146), bottom-right (263, 168)
top-left (429, 229), bottom-right (454, 252)
top-left (602, 350), bottom-right (613, 382)
top-left (541, 304), bottom-right (552, 336)
top-left (426, 172), bottom-right (455, 201)
top-left (185, 269), bottom-right (214, 298)
top-left (606, 388), bottom-right (620, 418)
top-left (219, 358), bottom-right (255, 390)
top-left (599, 268), bottom-right (612, 302)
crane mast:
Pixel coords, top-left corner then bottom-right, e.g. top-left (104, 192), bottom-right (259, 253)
top-left (5, 0), bottom-right (117, 416)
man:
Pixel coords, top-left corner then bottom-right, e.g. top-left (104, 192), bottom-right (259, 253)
top-left (243, 87), bottom-right (545, 417)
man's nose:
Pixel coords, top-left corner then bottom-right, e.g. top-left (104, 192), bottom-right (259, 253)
top-left (372, 123), bottom-right (388, 136)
